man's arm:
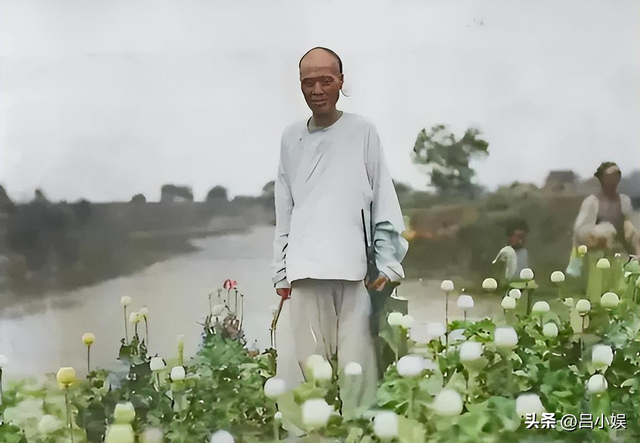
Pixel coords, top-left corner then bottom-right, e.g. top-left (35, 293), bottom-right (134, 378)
top-left (365, 124), bottom-right (409, 287)
top-left (272, 144), bottom-right (293, 290)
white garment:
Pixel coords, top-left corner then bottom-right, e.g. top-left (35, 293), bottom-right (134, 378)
top-left (288, 279), bottom-right (378, 407)
top-left (272, 112), bottom-right (407, 287)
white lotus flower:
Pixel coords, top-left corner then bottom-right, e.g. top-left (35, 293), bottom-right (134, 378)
top-left (520, 268), bottom-right (534, 281)
top-left (210, 430), bottom-right (234, 443)
top-left (170, 366), bottom-right (186, 381)
top-left (592, 345), bottom-right (614, 371)
top-left (373, 411), bottom-right (399, 440)
top-left (387, 312), bottom-right (403, 326)
top-left (302, 398), bottom-right (332, 428)
top-left (129, 312), bottom-right (142, 324)
top-left (516, 393), bottom-right (545, 417)
top-left (577, 245), bottom-right (588, 255)
top-left (105, 424), bottom-right (135, 443)
top-left (399, 315), bottom-right (415, 329)
top-left (600, 292), bottom-right (619, 309)
top-left (542, 323), bottom-right (559, 338)
top-left (482, 278), bottom-right (498, 291)
top-left (313, 361), bottom-right (333, 381)
top-left (150, 357), bottom-right (166, 372)
top-left (274, 412), bottom-right (282, 421)
top-left (433, 389), bottom-right (464, 416)
top-left (264, 378), bottom-right (287, 398)
top-left (306, 354), bottom-right (326, 370)
top-left (508, 289), bottom-right (522, 300)
top-left (550, 271), bottom-right (565, 283)
top-left (427, 322), bottom-right (446, 338)
top-left (397, 355), bottom-right (423, 377)
top-left (82, 333), bottom-right (95, 346)
top-left (457, 295), bottom-right (474, 311)
top-left (114, 402), bottom-right (136, 424)
top-left (345, 362), bottom-right (363, 376)
top-left (587, 374), bottom-right (608, 395)
top-left (501, 296), bottom-right (516, 310)
top-left (141, 428), bottom-right (164, 443)
top-left (440, 280), bottom-right (455, 292)
top-left (596, 258), bottom-right (611, 269)
top-left (563, 297), bottom-right (574, 307)
top-left (459, 341), bottom-right (483, 362)
top-left (38, 415), bottom-right (63, 434)
top-left (494, 327), bottom-right (518, 350)
top-left (211, 304), bottom-right (225, 316)
top-left (120, 296), bottom-right (132, 307)
top-left (531, 301), bottom-right (550, 314)
top-left (139, 307), bottom-right (149, 318)
top-left (56, 367), bottom-right (76, 387)
top-left (0, 355), bottom-right (8, 368)
top-left (576, 299), bottom-right (591, 315)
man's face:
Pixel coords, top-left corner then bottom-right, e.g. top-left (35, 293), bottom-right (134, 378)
top-left (299, 50), bottom-right (343, 116)
top-left (508, 229), bottom-right (527, 249)
top-left (599, 166), bottom-right (621, 191)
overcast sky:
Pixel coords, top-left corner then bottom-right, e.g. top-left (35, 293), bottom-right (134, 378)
top-left (0, 0), bottom-right (638, 203)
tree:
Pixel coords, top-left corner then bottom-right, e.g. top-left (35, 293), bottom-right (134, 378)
top-left (160, 184), bottom-right (193, 202)
top-left (412, 124), bottom-right (489, 198)
top-left (130, 194), bottom-right (147, 204)
top-left (206, 186), bottom-right (228, 202)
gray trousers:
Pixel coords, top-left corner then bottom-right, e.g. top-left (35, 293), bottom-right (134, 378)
top-left (288, 279), bottom-right (378, 407)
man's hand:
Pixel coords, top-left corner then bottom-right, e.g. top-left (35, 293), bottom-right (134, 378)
top-left (276, 288), bottom-right (291, 300)
top-left (366, 274), bottom-right (389, 292)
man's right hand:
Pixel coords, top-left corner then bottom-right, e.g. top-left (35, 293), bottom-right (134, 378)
top-left (276, 288), bottom-right (291, 300)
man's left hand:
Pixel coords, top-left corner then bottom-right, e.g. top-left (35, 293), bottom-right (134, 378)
top-left (367, 274), bottom-right (389, 292)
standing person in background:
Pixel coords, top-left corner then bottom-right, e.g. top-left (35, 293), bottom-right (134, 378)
top-left (271, 47), bottom-right (407, 406)
top-left (493, 219), bottom-right (530, 282)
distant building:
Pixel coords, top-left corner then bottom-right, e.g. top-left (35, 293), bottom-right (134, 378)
top-left (543, 170), bottom-right (577, 194)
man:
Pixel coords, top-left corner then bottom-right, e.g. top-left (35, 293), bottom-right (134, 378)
top-left (493, 219), bottom-right (529, 281)
top-left (272, 47), bottom-right (407, 405)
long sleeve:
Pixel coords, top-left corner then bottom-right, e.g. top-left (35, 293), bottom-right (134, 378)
top-left (573, 195), bottom-right (598, 247)
top-left (272, 146), bottom-right (293, 289)
top-left (366, 125), bottom-right (408, 281)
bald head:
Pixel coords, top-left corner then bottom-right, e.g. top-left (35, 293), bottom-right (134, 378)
top-left (299, 47), bottom-right (343, 78)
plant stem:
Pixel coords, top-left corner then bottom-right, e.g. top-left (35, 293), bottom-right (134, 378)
top-left (0, 369), bottom-right (3, 421)
top-left (145, 319), bottom-right (150, 348)
top-left (505, 352), bottom-right (514, 397)
top-left (65, 390), bottom-right (75, 443)
top-left (87, 345), bottom-right (91, 373)
top-left (209, 293), bottom-right (213, 317)
top-left (408, 384), bottom-right (415, 420)
top-left (124, 306), bottom-right (129, 343)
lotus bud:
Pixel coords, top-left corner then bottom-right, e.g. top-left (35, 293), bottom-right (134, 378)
top-left (306, 354), bottom-right (326, 370)
top-left (531, 301), bottom-right (550, 314)
top-left (596, 258), bottom-right (611, 269)
top-left (313, 361), bottom-right (333, 381)
top-left (577, 245), bottom-right (588, 256)
top-left (459, 341), bottom-right (483, 362)
top-left (576, 299), bottom-right (591, 315)
top-left (140, 428), bottom-right (164, 443)
top-left (516, 393), bottom-right (545, 417)
top-left (301, 398), bottom-right (332, 428)
top-left (373, 411), bottom-right (399, 440)
top-left (120, 296), bottom-right (132, 306)
top-left (508, 289), bottom-right (522, 299)
top-left (38, 415), bottom-right (63, 434)
top-left (138, 307), bottom-right (149, 318)
top-left (399, 314), bottom-right (415, 329)
top-left (433, 389), bottom-right (464, 416)
top-left (426, 322), bottom-right (446, 339)
top-left (562, 297), bottom-right (574, 307)
top-left (170, 366), bottom-right (186, 381)
top-left (82, 333), bottom-right (95, 346)
top-left (150, 357), bottom-right (166, 372)
top-left (387, 312), bottom-right (403, 326)
top-left (501, 296), bottom-right (516, 310)
top-left (550, 271), bottom-right (565, 283)
top-left (587, 374), bottom-right (608, 395)
top-left (210, 430), bottom-right (235, 443)
top-left (592, 345), bottom-right (614, 371)
top-left (397, 355), bottom-right (423, 377)
top-left (129, 312), bottom-right (142, 324)
top-left (264, 377), bottom-right (287, 398)
top-left (344, 362), bottom-right (363, 376)
top-left (274, 412), bottom-right (283, 421)
top-left (542, 323), bottom-right (558, 338)
top-left (520, 268), bottom-right (534, 280)
top-left (105, 424), bottom-right (135, 443)
top-left (600, 292), bottom-right (619, 309)
top-left (56, 367), bottom-right (76, 387)
top-left (482, 278), bottom-right (498, 291)
top-left (456, 295), bottom-right (474, 311)
top-left (440, 280), bottom-right (454, 292)
top-left (494, 327), bottom-right (518, 350)
top-left (114, 402), bottom-right (136, 424)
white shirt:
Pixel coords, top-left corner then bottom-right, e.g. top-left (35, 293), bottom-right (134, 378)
top-left (272, 112), bottom-right (407, 288)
